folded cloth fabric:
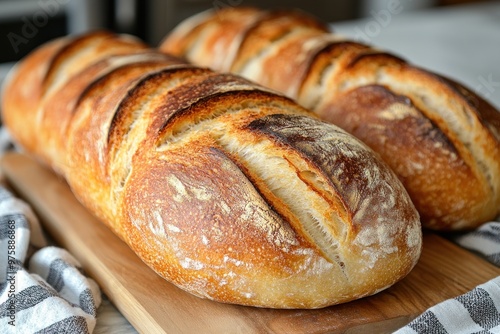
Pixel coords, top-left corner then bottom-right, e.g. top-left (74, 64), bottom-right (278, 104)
top-left (454, 222), bottom-right (500, 266)
top-left (394, 275), bottom-right (500, 334)
top-left (395, 219), bottom-right (500, 334)
top-left (0, 186), bottom-right (101, 334)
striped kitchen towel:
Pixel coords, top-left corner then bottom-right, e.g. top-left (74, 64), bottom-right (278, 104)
top-left (0, 186), bottom-right (101, 334)
top-left (395, 219), bottom-right (500, 334)
top-left (394, 275), bottom-right (500, 334)
top-left (454, 222), bottom-right (500, 266)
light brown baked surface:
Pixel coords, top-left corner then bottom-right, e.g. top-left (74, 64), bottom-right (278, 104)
top-left (160, 7), bottom-right (500, 231)
top-left (2, 32), bottom-right (421, 308)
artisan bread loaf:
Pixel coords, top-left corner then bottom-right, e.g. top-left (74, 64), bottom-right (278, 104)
top-left (160, 8), bottom-right (500, 231)
top-left (1, 32), bottom-right (422, 308)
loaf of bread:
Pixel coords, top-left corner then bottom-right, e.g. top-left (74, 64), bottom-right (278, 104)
top-left (160, 7), bottom-right (500, 231)
top-left (1, 31), bottom-right (422, 308)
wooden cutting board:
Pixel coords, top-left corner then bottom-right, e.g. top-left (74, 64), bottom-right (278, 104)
top-left (2, 152), bottom-right (500, 334)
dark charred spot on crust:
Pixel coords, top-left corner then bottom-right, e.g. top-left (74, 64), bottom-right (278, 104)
top-left (251, 120), bottom-right (317, 146)
top-left (247, 114), bottom-right (370, 217)
top-left (248, 114), bottom-right (335, 146)
top-left (247, 113), bottom-right (342, 181)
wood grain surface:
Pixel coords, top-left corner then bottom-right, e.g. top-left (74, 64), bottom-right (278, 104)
top-left (2, 152), bottom-right (499, 334)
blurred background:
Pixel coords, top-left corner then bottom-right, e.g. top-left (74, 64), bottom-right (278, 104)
top-left (0, 0), bottom-right (496, 88)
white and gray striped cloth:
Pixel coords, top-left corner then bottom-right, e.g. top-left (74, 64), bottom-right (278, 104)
top-left (396, 221), bottom-right (500, 334)
top-left (396, 274), bottom-right (500, 333)
top-left (0, 186), bottom-right (101, 334)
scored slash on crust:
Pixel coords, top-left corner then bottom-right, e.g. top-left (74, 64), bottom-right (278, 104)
top-left (155, 98), bottom-right (351, 272)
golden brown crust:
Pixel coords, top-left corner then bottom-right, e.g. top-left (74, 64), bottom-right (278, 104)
top-left (42, 32), bottom-right (149, 96)
top-left (230, 10), bottom-right (329, 73)
top-left (319, 85), bottom-right (487, 228)
top-left (2, 32), bottom-right (422, 308)
top-left (160, 7), bottom-right (500, 230)
top-left (161, 7), bottom-right (262, 70)
top-left (1, 38), bottom-right (69, 162)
